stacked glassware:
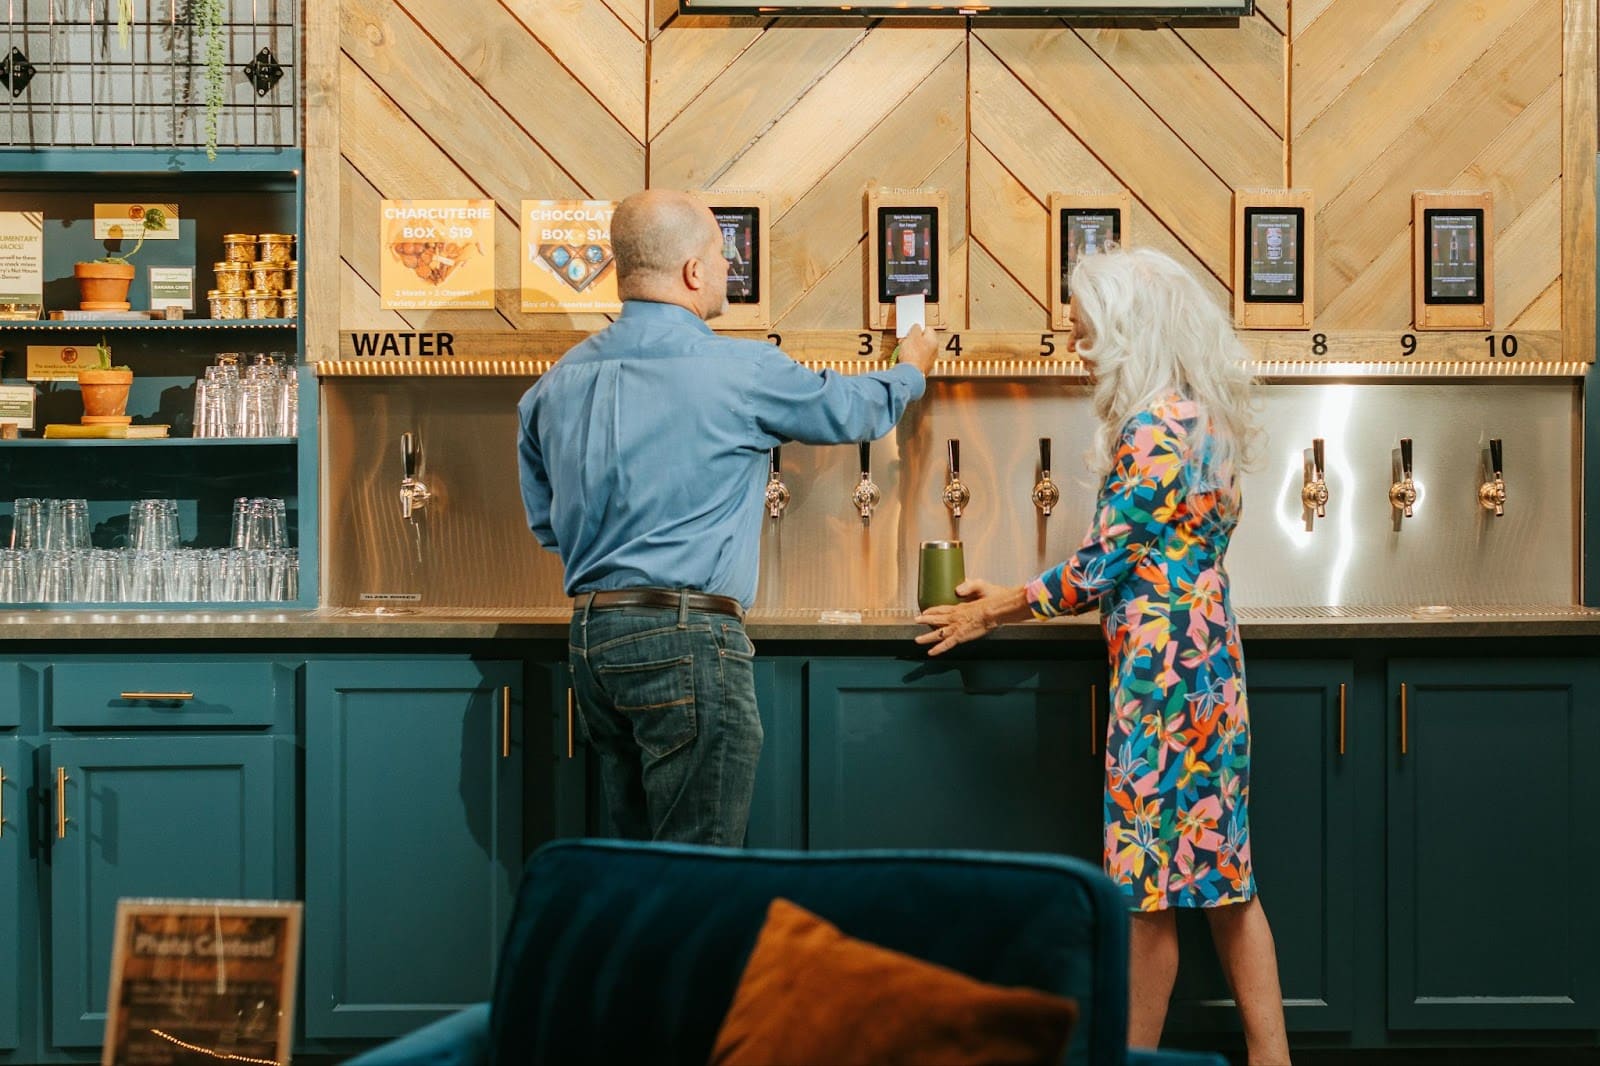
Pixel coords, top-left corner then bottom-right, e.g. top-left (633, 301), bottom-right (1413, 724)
top-left (0, 496), bottom-right (298, 605)
top-left (193, 353), bottom-right (298, 439)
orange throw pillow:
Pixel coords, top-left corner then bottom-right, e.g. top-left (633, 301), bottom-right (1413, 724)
top-left (709, 898), bottom-right (1077, 1066)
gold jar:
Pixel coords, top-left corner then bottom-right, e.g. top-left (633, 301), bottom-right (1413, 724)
top-left (222, 233), bottom-right (258, 263)
top-left (280, 288), bottom-right (298, 318)
top-left (244, 288), bottom-right (282, 319)
top-left (286, 259), bottom-right (298, 290)
top-left (257, 234), bottom-right (295, 265)
top-left (208, 289), bottom-right (246, 320)
top-left (250, 260), bottom-right (286, 292)
top-left (213, 262), bottom-right (249, 294)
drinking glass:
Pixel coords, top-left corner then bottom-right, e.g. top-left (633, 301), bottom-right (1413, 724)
top-left (917, 540), bottom-right (966, 611)
top-left (0, 550), bottom-right (28, 602)
top-left (45, 499), bottom-right (90, 550)
top-left (10, 498), bottom-right (43, 549)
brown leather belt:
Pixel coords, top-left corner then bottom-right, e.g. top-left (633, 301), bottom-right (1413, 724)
top-left (582, 588), bottom-right (745, 621)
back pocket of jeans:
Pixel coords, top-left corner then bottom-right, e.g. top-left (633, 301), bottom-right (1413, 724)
top-left (599, 655), bottom-right (697, 760)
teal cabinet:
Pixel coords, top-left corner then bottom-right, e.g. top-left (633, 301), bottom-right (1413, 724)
top-left (1170, 659), bottom-right (1357, 1034)
top-left (747, 658), bottom-right (804, 850)
top-left (541, 661), bottom-right (591, 841)
top-left (0, 736), bottom-right (21, 1053)
top-left (303, 660), bottom-right (524, 1040)
top-left (1386, 658), bottom-right (1600, 1030)
top-left (46, 735), bottom-right (282, 1047)
top-left (808, 659), bottom-right (1104, 856)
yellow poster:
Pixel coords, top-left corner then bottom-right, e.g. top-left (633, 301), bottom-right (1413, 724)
top-left (93, 203), bottom-right (179, 241)
top-left (520, 200), bottom-right (620, 313)
top-left (380, 199), bottom-right (495, 310)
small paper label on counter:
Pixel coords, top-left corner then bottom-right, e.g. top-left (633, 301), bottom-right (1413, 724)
top-left (148, 266), bottom-right (194, 310)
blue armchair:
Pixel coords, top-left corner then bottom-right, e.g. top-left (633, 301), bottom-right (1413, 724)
top-left (349, 840), bottom-right (1226, 1066)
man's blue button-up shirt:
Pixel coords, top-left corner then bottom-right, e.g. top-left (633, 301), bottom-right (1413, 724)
top-left (518, 300), bottom-right (926, 609)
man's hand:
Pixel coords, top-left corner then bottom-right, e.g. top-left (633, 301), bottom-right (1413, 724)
top-left (897, 323), bottom-right (938, 377)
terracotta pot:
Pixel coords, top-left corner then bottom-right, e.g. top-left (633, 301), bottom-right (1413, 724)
top-left (73, 261), bottom-right (136, 310)
top-left (77, 368), bottom-right (133, 419)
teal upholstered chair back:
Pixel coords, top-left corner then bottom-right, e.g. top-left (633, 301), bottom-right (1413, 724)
top-left (488, 841), bottom-right (1131, 1066)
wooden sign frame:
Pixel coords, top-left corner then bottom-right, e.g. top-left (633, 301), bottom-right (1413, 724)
top-left (701, 191), bottom-right (772, 331)
top-left (1412, 191), bottom-right (1493, 331)
top-left (1048, 192), bottom-right (1133, 332)
top-left (103, 899), bottom-right (303, 1066)
top-left (1233, 189), bottom-right (1315, 330)
top-left (865, 186), bottom-right (949, 331)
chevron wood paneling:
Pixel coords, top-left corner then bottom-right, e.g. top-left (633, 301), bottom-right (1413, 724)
top-left (1296, 0), bottom-right (1563, 329)
top-left (324, 0), bottom-right (1586, 352)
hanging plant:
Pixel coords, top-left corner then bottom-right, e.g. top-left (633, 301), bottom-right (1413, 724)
top-left (116, 0), bottom-right (133, 51)
top-left (193, 0), bottom-right (226, 160)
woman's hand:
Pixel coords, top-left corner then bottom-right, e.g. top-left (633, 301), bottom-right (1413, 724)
top-left (914, 579), bottom-right (1031, 656)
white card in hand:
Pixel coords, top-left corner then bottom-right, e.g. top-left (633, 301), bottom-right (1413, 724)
top-left (895, 293), bottom-right (926, 339)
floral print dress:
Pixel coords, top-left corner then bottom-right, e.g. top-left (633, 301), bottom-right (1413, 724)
top-left (1025, 397), bottom-right (1254, 912)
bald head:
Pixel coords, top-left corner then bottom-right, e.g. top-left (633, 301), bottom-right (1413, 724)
top-left (612, 189), bottom-right (728, 318)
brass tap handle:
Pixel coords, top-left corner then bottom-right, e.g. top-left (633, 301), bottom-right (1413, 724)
top-left (1478, 437), bottom-right (1506, 517)
top-left (1032, 436), bottom-right (1060, 516)
top-left (852, 441), bottom-right (880, 522)
top-left (942, 438), bottom-right (970, 518)
top-left (765, 448), bottom-right (790, 520)
top-left (770, 446), bottom-right (782, 475)
top-left (1389, 436), bottom-right (1416, 518)
top-left (1301, 437), bottom-right (1329, 519)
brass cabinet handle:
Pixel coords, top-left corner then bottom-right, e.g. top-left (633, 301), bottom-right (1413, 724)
top-left (56, 766), bottom-right (67, 839)
top-left (501, 686), bottom-right (511, 759)
top-left (1338, 682), bottom-right (1347, 756)
top-left (565, 687), bottom-right (575, 760)
top-left (1089, 683), bottom-right (1098, 755)
top-left (119, 691), bottom-right (194, 701)
top-left (1400, 682), bottom-right (1408, 755)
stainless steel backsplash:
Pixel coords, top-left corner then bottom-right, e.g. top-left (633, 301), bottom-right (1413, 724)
top-left (321, 378), bottom-right (1579, 611)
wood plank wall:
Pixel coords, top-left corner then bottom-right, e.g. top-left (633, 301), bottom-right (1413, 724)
top-left (309, 0), bottom-right (1590, 358)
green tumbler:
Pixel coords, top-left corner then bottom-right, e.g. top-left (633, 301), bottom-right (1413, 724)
top-left (917, 540), bottom-right (966, 611)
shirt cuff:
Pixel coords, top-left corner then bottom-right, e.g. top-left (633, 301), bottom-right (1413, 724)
top-left (1024, 577), bottom-right (1059, 620)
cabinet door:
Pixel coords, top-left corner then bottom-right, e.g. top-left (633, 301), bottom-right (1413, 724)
top-left (304, 660), bottom-right (523, 1039)
top-left (0, 737), bottom-right (21, 1053)
top-left (47, 735), bottom-right (281, 1048)
top-left (1169, 659), bottom-right (1357, 1034)
top-left (808, 659), bottom-right (1104, 857)
top-left (1387, 658), bottom-right (1600, 1029)
top-left (746, 658), bottom-right (803, 850)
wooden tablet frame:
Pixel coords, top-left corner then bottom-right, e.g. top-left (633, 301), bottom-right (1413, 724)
top-left (1412, 190), bottom-right (1493, 330)
top-left (1048, 192), bottom-right (1132, 332)
top-left (865, 185), bottom-right (948, 331)
top-left (701, 190), bottom-right (771, 331)
top-left (1232, 188), bottom-right (1315, 330)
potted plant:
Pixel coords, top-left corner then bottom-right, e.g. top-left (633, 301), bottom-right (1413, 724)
top-left (72, 205), bottom-right (165, 311)
top-left (76, 335), bottom-right (134, 424)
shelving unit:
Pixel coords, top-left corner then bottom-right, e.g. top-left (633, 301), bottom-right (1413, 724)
top-left (0, 148), bottom-right (316, 609)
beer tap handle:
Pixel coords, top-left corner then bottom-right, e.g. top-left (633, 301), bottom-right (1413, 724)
top-left (1312, 437), bottom-right (1325, 481)
top-left (401, 432), bottom-right (418, 479)
top-left (948, 438), bottom-right (961, 478)
top-left (859, 441), bottom-right (871, 478)
top-left (1039, 437), bottom-right (1052, 475)
top-left (1400, 436), bottom-right (1413, 480)
top-left (770, 446), bottom-right (781, 475)
top-left (1489, 437), bottom-right (1503, 479)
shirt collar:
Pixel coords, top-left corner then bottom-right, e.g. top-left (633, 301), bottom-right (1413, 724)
top-left (619, 299), bottom-right (714, 334)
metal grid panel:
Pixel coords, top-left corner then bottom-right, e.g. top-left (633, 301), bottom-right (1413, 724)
top-left (0, 0), bottom-right (297, 149)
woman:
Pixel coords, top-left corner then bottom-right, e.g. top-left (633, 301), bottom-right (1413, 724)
top-left (915, 247), bottom-right (1291, 1064)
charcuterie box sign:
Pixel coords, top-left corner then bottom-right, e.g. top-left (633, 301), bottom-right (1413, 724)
top-left (380, 199), bottom-right (495, 310)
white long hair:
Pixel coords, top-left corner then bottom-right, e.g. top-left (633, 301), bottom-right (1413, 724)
top-left (1069, 246), bottom-right (1258, 490)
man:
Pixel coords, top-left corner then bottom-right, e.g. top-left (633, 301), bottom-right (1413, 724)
top-left (518, 189), bottom-right (938, 845)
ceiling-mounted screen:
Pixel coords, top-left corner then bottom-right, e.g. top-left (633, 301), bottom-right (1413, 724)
top-left (681, 0), bottom-right (1250, 14)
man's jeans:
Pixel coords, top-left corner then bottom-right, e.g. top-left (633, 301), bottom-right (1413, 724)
top-left (568, 595), bottom-right (763, 846)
